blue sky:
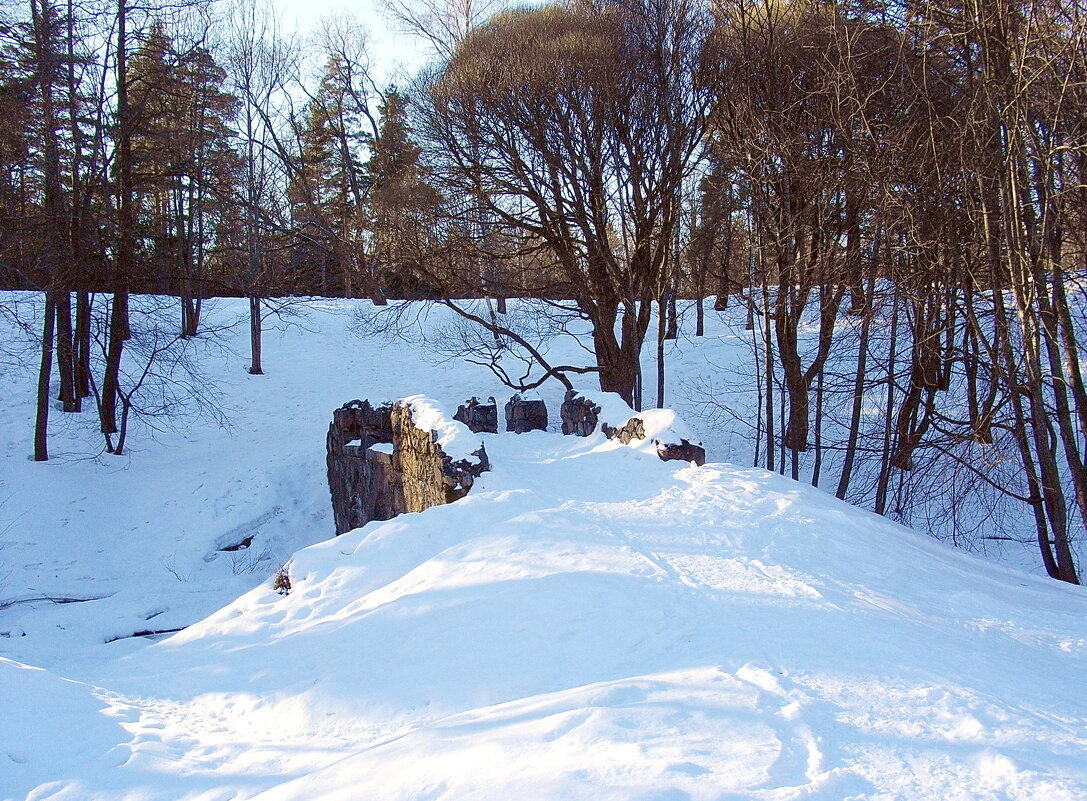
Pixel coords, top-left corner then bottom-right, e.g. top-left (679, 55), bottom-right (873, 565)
top-left (277, 0), bottom-right (429, 86)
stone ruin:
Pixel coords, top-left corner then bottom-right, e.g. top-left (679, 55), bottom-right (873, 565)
top-left (562, 390), bottom-right (707, 466)
top-left (327, 391), bottom-right (705, 535)
top-left (454, 396), bottom-right (499, 434)
top-left (655, 439), bottom-right (708, 464)
top-left (327, 399), bottom-right (489, 535)
top-left (504, 394), bottom-right (548, 433)
top-left (559, 391), bottom-right (601, 436)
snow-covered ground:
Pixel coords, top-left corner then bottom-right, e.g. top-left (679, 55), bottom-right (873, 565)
top-left (1, 296), bottom-right (1085, 800)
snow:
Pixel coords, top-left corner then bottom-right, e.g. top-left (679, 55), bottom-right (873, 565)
top-left (572, 391), bottom-right (702, 462)
top-left (573, 389), bottom-right (638, 429)
top-left (401, 395), bottom-right (485, 462)
top-left (1, 295), bottom-right (1086, 801)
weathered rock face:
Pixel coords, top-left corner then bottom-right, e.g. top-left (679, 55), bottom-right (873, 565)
top-left (505, 395), bottom-right (548, 433)
top-left (327, 400), bottom-right (396, 536)
top-left (327, 399), bottom-right (489, 535)
top-left (454, 396), bottom-right (499, 434)
top-left (390, 402), bottom-right (489, 513)
top-left (560, 391), bottom-right (600, 436)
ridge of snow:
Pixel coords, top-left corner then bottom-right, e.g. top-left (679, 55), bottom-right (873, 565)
top-left (31, 445), bottom-right (1082, 801)
top-left (570, 389), bottom-right (638, 430)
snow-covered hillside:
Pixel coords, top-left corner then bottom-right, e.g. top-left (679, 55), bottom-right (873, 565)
top-left (1, 297), bottom-right (1085, 800)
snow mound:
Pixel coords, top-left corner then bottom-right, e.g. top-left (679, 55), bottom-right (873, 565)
top-left (572, 389), bottom-right (639, 430)
top-left (9, 434), bottom-right (1083, 800)
top-left (572, 389), bottom-right (703, 455)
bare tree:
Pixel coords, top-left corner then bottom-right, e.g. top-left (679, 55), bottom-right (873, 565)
top-left (417, 0), bottom-right (711, 405)
top-left (223, 0), bottom-right (294, 375)
top-left (383, 0), bottom-right (504, 60)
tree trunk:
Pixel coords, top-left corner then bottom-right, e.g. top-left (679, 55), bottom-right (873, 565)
top-left (656, 296), bottom-right (666, 408)
top-left (102, 0), bottom-right (132, 445)
top-left (55, 292), bottom-right (76, 411)
top-left (875, 291), bottom-right (901, 516)
top-left (664, 291), bottom-right (678, 341)
top-left (811, 370), bottom-right (824, 487)
top-left (99, 292), bottom-right (128, 438)
top-left (249, 295), bottom-right (263, 375)
top-left (74, 291), bottom-right (91, 402)
top-left (836, 283), bottom-right (873, 501)
top-left (34, 293), bottom-right (57, 461)
top-left (593, 301), bottom-right (647, 407)
top-left (761, 280), bottom-right (775, 473)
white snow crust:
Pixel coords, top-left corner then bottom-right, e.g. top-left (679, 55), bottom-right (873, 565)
top-left (0, 296), bottom-right (1084, 801)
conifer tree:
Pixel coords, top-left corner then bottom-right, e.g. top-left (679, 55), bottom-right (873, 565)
top-left (365, 87), bottom-right (438, 297)
top-left (288, 53), bottom-right (369, 296)
top-left (128, 25), bottom-right (238, 335)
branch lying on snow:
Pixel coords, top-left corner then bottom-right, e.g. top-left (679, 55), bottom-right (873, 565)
top-left (0, 593), bottom-right (116, 611)
top-left (105, 627), bottom-right (187, 643)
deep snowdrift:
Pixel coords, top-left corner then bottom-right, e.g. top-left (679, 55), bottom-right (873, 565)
top-left (2, 298), bottom-right (1086, 800)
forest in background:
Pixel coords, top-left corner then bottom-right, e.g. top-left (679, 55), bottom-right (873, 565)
top-left (3, 0), bottom-right (1087, 584)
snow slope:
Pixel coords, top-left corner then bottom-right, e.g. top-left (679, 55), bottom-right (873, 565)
top-left (1, 297), bottom-right (1086, 800)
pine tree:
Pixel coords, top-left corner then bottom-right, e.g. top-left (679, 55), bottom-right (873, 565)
top-left (365, 87), bottom-right (438, 297)
top-left (0, 17), bottom-right (31, 286)
top-left (128, 25), bottom-right (238, 334)
top-left (288, 54), bottom-right (369, 296)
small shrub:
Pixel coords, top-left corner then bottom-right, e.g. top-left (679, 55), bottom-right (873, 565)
top-left (272, 563), bottom-right (292, 596)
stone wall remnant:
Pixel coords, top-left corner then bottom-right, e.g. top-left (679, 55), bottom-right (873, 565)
top-left (560, 391), bottom-right (600, 436)
top-left (391, 401), bottom-right (489, 514)
top-left (327, 399), bottom-right (488, 535)
top-left (454, 396), bottom-right (499, 434)
top-left (505, 395), bottom-right (548, 433)
top-left (602, 416), bottom-right (646, 444)
top-left (327, 400), bottom-right (396, 536)
top-left (328, 392), bottom-right (705, 537)
top-left (600, 403), bottom-right (707, 465)
top-left (655, 439), bottom-right (707, 466)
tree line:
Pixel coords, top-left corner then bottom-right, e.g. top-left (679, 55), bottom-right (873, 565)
top-left (401, 0), bottom-right (1087, 583)
top-left (5, 0), bottom-right (1086, 583)
top-left (2, 0), bottom-right (437, 456)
